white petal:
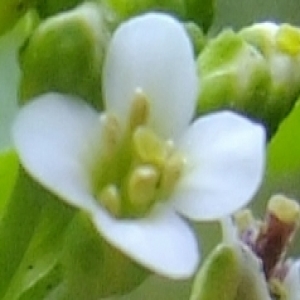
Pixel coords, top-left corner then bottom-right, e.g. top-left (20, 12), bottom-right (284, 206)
top-left (103, 13), bottom-right (198, 139)
top-left (91, 204), bottom-right (199, 279)
top-left (13, 93), bottom-right (101, 211)
top-left (284, 260), bottom-right (300, 300)
top-left (237, 244), bottom-right (272, 300)
top-left (173, 111), bottom-right (266, 220)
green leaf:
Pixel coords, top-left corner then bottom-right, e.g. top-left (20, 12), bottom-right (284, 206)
top-left (2, 197), bottom-right (74, 300)
top-left (0, 150), bottom-right (19, 217)
top-left (0, 169), bottom-right (46, 298)
top-left (185, 0), bottom-right (215, 32)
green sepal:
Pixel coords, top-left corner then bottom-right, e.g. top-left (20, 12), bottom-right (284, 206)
top-left (0, 149), bottom-right (19, 217)
top-left (19, 2), bottom-right (111, 110)
top-left (61, 213), bottom-right (149, 299)
top-left (190, 244), bottom-right (240, 300)
top-left (184, 22), bottom-right (206, 55)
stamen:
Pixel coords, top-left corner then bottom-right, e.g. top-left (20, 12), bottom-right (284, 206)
top-left (129, 88), bottom-right (150, 130)
top-left (100, 113), bottom-right (121, 158)
top-left (234, 209), bottom-right (259, 248)
top-left (253, 195), bottom-right (300, 278)
top-left (94, 91), bottom-right (185, 218)
top-left (160, 153), bottom-right (186, 198)
top-left (268, 194), bottom-right (300, 224)
top-left (133, 127), bottom-right (168, 167)
top-left (97, 184), bottom-right (121, 217)
top-left (127, 165), bottom-right (159, 215)
top-left (235, 209), bottom-right (256, 233)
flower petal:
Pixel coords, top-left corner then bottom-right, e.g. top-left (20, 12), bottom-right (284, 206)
top-left (284, 260), bottom-right (300, 300)
top-left (103, 13), bottom-right (198, 139)
top-left (173, 111), bottom-right (266, 220)
top-left (237, 243), bottom-right (272, 300)
top-left (91, 204), bottom-right (199, 279)
top-left (13, 93), bottom-right (101, 211)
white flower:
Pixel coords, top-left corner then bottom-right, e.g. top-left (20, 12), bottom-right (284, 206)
top-left (13, 13), bottom-right (266, 278)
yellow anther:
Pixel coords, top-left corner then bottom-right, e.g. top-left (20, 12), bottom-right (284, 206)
top-left (133, 127), bottom-right (169, 167)
top-left (100, 113), bottom-right (121, 157)
top-left (129, 88), bottom-right (150, 130)
top-left (160, 152), bottom-right (186, 197)
top-left (97, 184), bottom-right (122, 217)
top-left (128, 165), bottom-right (159, 213)
top-left (234, 209), bottom-right (255, 233)
top-left (268, 194), bottom-right (300, 224)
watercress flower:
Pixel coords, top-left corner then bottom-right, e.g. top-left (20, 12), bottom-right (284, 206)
top-left (13, 13), bottom-right (266, 278)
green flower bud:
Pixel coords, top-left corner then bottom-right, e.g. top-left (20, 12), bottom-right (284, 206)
top-left (35, 0), bottom-right (83, 18)
top-left (0, 0), bottom-right (84, 36)
top-left (197, 23), bottom-right (300, 137)
top-left (190, 244), bottom-right (240, 300)
top-left (19, 2), bottom-right (111, 110)
top-left (190, 241), bottom-right (272, 300)
top-left (102, 0), bottom-right (215, 31)
top-left (197, 29), bottom-right (270, 127)
top-left (0, 0), bottom-right (36, 36)
top-left (240, 23), bottom-right (300, 134)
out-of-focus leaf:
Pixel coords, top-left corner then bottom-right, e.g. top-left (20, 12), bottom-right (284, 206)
top-left (36, 0), bottom-right (82, 18)
top-left (0, 149), bottom-right (19, 217)
top-left (2, 197), bottom-right (74, 300)
top-left (0, 169), bottom-right (46, 298)
top-left (0, 0), bottom-right (36, 36)
top-left (62, 213), bottom-right (148, 300)
top-left (185, 0), bottom-right (215, 32)
top-left (268, 98), bottom-right (300, 174)
top-left (0, 20), bottom-right (28, 148)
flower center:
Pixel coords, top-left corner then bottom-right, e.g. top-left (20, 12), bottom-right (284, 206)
top-left (93, 89), bottom-right (186, 218)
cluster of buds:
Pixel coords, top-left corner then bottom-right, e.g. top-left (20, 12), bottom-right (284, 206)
top-left (197, 23), bottom-right (300, 137)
